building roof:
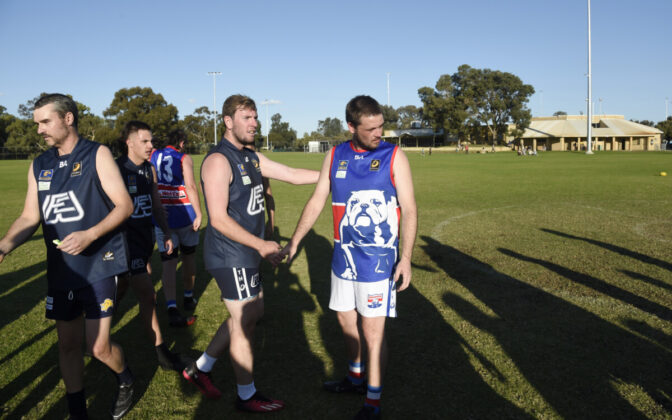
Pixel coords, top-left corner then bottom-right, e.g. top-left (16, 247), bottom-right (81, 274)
top-left (516, 115), bottom-right (662, 138)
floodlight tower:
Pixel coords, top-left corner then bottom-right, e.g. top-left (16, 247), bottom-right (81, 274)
top-left (207, 71), bottom-right (222, 145)
top-left (260, 99), bottom-right (280, 150)
top-left (586, 0), bottom-right (594, 154)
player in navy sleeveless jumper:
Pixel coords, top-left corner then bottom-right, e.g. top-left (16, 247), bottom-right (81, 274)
top-left (0, 94), bottom-right (136, 419)
top-left (115, 120), bottom-right (189, 372)
top-left (281, 95), bottom-right (418, 420)
top-left (182, 95), bottom-right (319, 412)
top-left (150, 129), bottom-right (201, 326)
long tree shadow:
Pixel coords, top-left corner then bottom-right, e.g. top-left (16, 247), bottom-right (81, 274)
top-left (541, 228), bottom-right (672, 272)
top-left (421, 235), bottom-right (671, 418)
top-left (499, 249), bottom-right (672, 322)
top-left (386, 283), bottom-right (532, 418)
top-left (0, 260), bottom-right (47, 330)
top-left (620, 269), bottom-right (672, 293)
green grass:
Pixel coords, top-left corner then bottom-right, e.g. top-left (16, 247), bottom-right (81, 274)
top-left (1, 150), bottom-right (672, 419)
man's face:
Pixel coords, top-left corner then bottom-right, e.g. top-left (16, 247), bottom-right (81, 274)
top-left (349, 114), bottom-right (384, 151)
top-left (227, 106), bottom-right (258, 145)
top-left (33, 104), bottom-right (72, 147)
top-left (126, 129), bottom-right (153, 162)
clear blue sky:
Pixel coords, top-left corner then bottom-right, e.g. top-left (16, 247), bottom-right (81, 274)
top-left (1, 0), bottom-right (670, 137)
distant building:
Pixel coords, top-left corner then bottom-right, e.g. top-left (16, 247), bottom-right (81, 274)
top-left (306, 140), bottom-right (331, 153)
top-left (508, 115), bottom-right (663, 151)
top-left (383, 128), bottom-right (452, 148)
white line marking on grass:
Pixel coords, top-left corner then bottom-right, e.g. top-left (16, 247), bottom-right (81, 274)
top-left (431, 206), bottom-right (517, 240)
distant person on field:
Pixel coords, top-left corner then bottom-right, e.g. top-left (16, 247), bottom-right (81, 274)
top-left (150, 129), bottom-right (202, 327)
top-left (280, 95), bottom-right (418, 420)
top-left (0, 93), bottom-right (135, 419)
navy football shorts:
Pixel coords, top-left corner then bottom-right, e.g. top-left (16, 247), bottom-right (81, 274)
top-left (45, 276), bottom-right (118, 321)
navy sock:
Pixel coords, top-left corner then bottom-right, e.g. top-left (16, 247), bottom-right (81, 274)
top-left (66, 389), bottom-right (87, 419)
top-left (116, 365), bottom-right (134, 386)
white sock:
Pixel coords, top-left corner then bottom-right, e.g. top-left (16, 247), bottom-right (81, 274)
top-left (237, 381), bottom-right (256, 400)
top-left (195, 352), bottom-right (217, 372)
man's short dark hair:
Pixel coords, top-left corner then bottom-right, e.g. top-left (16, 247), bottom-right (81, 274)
top-left (166, 129), bottom-right (187, 147)
top-left (345, 95), bottom-right (382, 128)
top-left (118, 120), bottom-right (151, 155)
top-left (222, 94), bottom-right (257, 120)
top-left (34, 93), bottom-right (79, 129)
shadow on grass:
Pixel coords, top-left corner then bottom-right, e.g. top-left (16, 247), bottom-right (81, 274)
top-left (0, 260), bottom-right (47, 331)
top-left (541, 228), bottom-right (672, 272)
top-left (620, 269), bottom-right (672, 292)
top-left (420, 236), bottom-right (672, 418)
top-left (500, 249), bottom-right (672, 322)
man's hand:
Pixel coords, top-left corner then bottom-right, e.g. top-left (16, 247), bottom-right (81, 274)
top-left (164, 237), bottom-right (174, 255)
top-left (192, 214), bottom-right (202, 232)
top-left (393, 259), bottom-right (412, 292)
top-left (258, 240), bottom-right (285, 266)
top-left (279, 240), bottom-right (299, 264)
top-left (58, 230), bottom-right (96, 256)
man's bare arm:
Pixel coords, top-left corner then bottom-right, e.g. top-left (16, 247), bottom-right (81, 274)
top-left (58, 146), bottom-right (133, 255)
top-left (281, 150), bottom-right (333, 261)
top-left (182, 154), bottom-right (202, 231)
top-left (256, 153), bottom-right (319, 185)
top-left (0, 162), bottom-right (42, 262)
top-left (391, 148), bottom-right (417, 291)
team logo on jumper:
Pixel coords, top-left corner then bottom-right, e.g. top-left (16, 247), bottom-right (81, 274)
top-left (250, 273), bottom-right (260, 288)
top-left (237, 164), bottom-right (248, 176)
top-left (131, 194), bottom-right (152, 218)
top-left (247, 184), bottom-right (265, 215)
top-left (71, 161), bottom-right (82, 177)
top-left (103, 251), bottom-right (115, 261)
top-left (131, 258), bottom-right (145, 270)
top-left (59, 160), bottom-right (68, 168)
top-left (43, 191), bottom-right (84, 224)
top-left (369, 159), bottom-right (380, 171)
top-left (367, 293), bottom-right (383, 309)
top-left (127, 175), bottom-right (137, 193)
top-left (100, 298), bottom-right (114, 312)
top-left (337, 190), bottom-right (398, 280)
top-left (336, 160), bottom-right (348, 179)
top-left (39, 169), bottom-right (54, 181)
top-left (252, 159), bottom-right (261, 172)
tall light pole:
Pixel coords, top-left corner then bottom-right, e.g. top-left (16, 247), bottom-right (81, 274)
top-left (386, 72), bottom-right (390, 106)
top-left (586, 0), bottom-right (594, 154)
top-left (260, 99), bottom-right (280, 150)
top-left (207, 71), bottom-right (221, 145)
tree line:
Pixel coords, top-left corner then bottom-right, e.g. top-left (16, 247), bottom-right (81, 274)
top-left (2, 66), bottom-right (670, 157)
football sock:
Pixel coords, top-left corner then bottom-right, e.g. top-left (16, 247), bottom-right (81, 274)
top-left (237, 381), bottom-right (257, 400)
top-left (184, 290), bottom-right (193, 298)
top-left (166, 300), bottom-right (177, 309)
top-left (348, 360), bottom-right (365, 385)
top-left (116, 365), bottom-right (134, 386)
top-left (196, 352), bottom-right (217, 373)
top-left (66, 389), bottom-right (87, 419)
top-left (365, 385), bottom-right (382, 414)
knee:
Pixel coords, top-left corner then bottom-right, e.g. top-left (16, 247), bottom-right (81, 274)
top-left (58, 337), bottom-right (81, 356)
top-left (89, 340), bottom-right (112, 361)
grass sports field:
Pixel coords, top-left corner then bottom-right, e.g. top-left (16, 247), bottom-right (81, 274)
top-left (1, 150), bottom-right (671, 419)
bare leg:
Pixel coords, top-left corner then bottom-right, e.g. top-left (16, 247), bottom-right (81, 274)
top-left (182, 253), bottom-right (196, 293)
top-left (129, 272), bottom-right (163, 346)
top-left (86, 316), bottom-right (125, 373)
top-left (336, 309), bottom-right (363, 365)
top-left (56, 317), bottom-right (86, 393)
top-left (360, 316), bottom-right (387, 388)
top-left (223, 294), bottom-right (264, 385)
top-left (161, 258), bottom-right (179, 304)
